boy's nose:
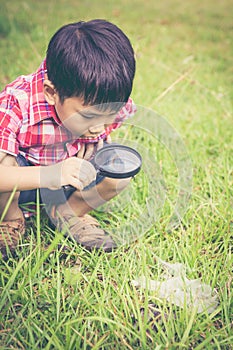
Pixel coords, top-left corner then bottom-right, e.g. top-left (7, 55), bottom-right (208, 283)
top-left (88, 124), bottom-right (105, 134)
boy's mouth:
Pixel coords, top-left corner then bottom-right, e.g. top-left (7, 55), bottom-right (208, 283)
top-left (80, 135), bottom-right (99, 139)
top-left (78, 134), bottom-right (102, 143)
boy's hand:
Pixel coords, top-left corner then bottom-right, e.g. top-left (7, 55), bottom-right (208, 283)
top-left (41, 137), bottom-right (113, 189)
top-left (77, 143), bottom-right (95, 160)
top-left (77, 139), bottom-right (106, 160)
top-left (41, 157), bottom-right (96, 190)
top-left (106, 135), bottom-right (112, 144)
top-left (61, 157), bottom-right (96, 190)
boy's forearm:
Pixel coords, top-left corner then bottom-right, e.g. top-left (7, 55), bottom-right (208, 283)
top-left (0, 156), bottom-right (94, 192)
top-left (0, 165), bottom-right (41, 192)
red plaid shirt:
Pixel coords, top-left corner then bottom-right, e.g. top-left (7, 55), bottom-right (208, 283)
top-left (0, 60), bottom-right (136, 166)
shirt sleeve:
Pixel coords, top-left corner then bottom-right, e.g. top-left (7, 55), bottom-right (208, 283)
top-left (0, 93), bottom-right (22, 156)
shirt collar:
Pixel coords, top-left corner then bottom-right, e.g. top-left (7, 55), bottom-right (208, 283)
top-left (29, 59), bottom-right (61, 125)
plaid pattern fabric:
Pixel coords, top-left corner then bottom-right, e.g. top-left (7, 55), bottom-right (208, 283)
top-left (0, 60), bottom-right (136, 166)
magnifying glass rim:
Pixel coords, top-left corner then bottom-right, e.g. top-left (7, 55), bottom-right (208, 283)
top-left (93, 144), bottom-right (142, 179)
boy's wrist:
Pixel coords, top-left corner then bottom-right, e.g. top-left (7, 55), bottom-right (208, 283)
top-left (40, 163), bottom-right (63, 189)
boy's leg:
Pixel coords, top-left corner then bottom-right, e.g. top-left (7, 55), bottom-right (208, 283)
top-left (58, 177), bottom-right (130, 217)
top-left (53, 177), bottom-right (130, 251)
top-left (0, 155), bottom-right (25, 258)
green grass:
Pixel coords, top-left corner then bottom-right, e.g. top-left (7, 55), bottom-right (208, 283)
top-left (0, 0), bottom-right (232, 349)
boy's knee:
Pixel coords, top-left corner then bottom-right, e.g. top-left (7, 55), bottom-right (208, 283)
top-left (0, 154), bottom-right (20, 201)
top-left (102, 177), bottom-right (131, 193)
top-left (0, 154), bottom-right (18, 167)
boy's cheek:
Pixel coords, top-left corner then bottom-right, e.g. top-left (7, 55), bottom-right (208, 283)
top-left (62, 114), bottom-right (88, 136)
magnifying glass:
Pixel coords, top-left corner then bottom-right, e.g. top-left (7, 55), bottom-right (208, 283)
top-left (63, 144), bottom-right (142, 191)
top-left (93, 144), bottom-right (142, 178)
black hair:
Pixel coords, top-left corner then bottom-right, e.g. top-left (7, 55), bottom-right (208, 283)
top-left (46, 19), bottom-right (135, 110)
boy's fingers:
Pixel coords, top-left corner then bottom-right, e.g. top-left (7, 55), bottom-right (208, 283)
top-left (78, 159), bottom-right (97, 184)
top-left (75, 156), bottom-right (95, 172)
top-left (58, 157), bottom-right (96, 189)
top-left (77, 143), bottom-right (85, 158)
top-left (97, 139), bottom-right (104, 150)
top-left (106, 135), bottom-right (112, 144)
top-left (83, 143), bottom-right (94, 160)
top-left (69, 178), bottom-right (84, 190)
top-left (76, 170), bottom-right (94, 186)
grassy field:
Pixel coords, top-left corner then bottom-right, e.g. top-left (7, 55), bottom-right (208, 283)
top-left (0, 0), bottom-right (232, 349)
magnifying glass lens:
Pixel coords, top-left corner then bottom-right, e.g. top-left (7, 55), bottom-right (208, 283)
top-left (94, 145), bottom-right (142, 178)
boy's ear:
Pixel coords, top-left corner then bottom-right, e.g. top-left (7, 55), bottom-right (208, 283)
top-left (43, 79), bottom-right (58, 105)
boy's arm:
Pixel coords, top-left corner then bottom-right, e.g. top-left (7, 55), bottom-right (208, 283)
top-left (0, 163), bottom-right (41, 193)
top-left (0, 152), bottom-right (96, 192)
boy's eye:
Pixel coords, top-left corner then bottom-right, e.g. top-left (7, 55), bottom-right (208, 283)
top-left (80, 112), bottom-right (95, 119)
top-left (79, 110), bottom-right (117, 121)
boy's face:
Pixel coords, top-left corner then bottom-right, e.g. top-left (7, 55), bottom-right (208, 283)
top-left (43, 79), bottom-right (117, 137)
top-left (54, 96), bottom-right (117, 137)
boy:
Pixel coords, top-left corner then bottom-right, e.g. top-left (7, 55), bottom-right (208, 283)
top-left (0, 19), bottom-right (136, 258)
